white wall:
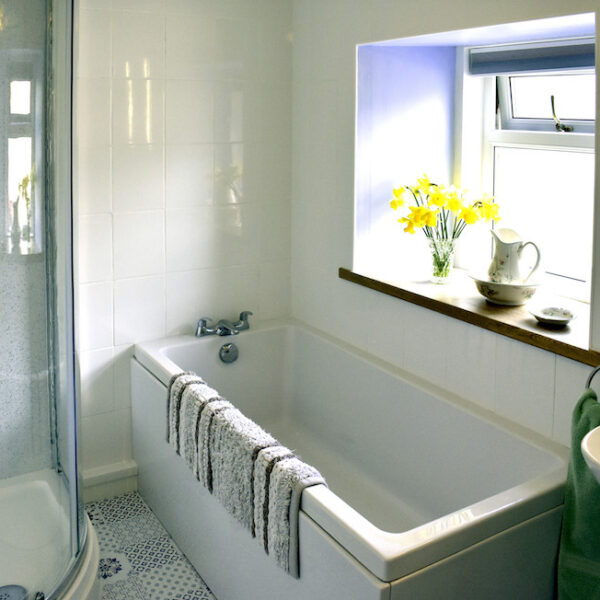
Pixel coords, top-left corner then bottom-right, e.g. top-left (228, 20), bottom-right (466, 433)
top-left (291, 0), bottom-right (599, 447)
top-left (74, 0), bottom-right (292, 495)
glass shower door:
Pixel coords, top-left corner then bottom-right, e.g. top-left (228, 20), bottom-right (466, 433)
top-left (0, 1), bottom-right (83, 598)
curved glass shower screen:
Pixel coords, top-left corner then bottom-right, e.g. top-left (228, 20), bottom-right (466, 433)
top-left (0, 1), bottom-right (83, 598)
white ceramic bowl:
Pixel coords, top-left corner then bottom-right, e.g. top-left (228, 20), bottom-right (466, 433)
top-left (470, 274), bottom-right (540, 306)
top-left (582, 425), bottom-right (600, 485)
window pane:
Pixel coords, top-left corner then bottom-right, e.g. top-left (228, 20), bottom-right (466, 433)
top-left (510, 73), bottom-right (595, 120)
top-left (10, 80), bottom-right (31, 115)
top-left (493, 146), bottom-right (594, 283)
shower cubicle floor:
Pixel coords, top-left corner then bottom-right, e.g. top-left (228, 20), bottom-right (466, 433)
top-left (0, 469), bottom-right (71, 596)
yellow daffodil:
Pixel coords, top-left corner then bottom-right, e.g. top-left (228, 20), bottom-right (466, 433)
top-left (390, 177), bottom-right (497, 250)
top-left (407, 205), bottom-right (438, 228)
top-left (474, 194), bottom-right (500, 222)
top-left (390, 186), bottom-right (406, 210)
top-left (415, 174), bottom-right (431, 194)
top-left (428, 187), bottom-right (448, 209)
top-left (446, 189), bottom-right (462, 213)
top-left (398, 216), bottom-right (416, 234)
top-left (459, 204), bottom-right (480, 225)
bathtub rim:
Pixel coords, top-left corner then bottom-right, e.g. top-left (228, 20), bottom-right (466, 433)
top-left (133, 318), bottom-right (568, 581)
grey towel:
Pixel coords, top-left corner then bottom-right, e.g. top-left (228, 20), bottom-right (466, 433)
top-left (208, 408), bottom-right (279, 531)
top-left (254, 447), bottom-right (326, 577)
top-left (254, 445), bottom-right (295, 545)
top-left (178, 382), bottom-right (221, 472)
top-left (197, 399), bottom-right (234, 488)
top-left (167, 372), bottom-right (205, 447)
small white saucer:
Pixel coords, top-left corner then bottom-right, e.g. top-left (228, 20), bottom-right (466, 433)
top-left (529, 305), bottom-right (575, 327)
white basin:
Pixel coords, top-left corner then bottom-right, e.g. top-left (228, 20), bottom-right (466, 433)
top-left (581, 426), bottom-right (600, 484)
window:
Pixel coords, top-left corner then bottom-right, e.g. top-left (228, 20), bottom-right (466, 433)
top-left (462, 40), bottom-right (596, 301)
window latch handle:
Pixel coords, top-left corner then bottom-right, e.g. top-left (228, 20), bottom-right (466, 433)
top-left (550, 95), bottom-right (573, 132)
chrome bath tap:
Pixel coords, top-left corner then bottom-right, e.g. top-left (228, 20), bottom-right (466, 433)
top-left (195, 311), bottom-right (253, 337)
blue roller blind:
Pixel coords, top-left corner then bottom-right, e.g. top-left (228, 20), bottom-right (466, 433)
top-left (468, 38), bottom-right (595, 75)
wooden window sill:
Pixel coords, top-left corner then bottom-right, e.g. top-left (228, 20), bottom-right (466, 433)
top-left (339, 267), bottom-right (600, 366)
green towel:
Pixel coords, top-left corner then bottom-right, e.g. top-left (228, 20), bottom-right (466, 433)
top-left (558, 388), bottom-right (600, 600)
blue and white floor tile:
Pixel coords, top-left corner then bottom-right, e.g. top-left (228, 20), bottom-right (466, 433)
top-left (86, 492), bottom-right (216, 600)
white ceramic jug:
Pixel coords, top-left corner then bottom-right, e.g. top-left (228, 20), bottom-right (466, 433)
top-left (488, 228), bottom-right (541, 284)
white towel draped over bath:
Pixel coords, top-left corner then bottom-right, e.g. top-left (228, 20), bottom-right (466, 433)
top-left (168, 371), bottom-right (326, 578)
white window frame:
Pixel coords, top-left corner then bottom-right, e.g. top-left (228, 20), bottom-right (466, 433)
top-left (496, 71), bottom-right (596, 134)
top-left (458, 51), bottom-right (595, 303)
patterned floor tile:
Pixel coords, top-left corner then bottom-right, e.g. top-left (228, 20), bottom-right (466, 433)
top-left (86, 492), bottom-right (216, 600)
top-left (137, 560), bottom-right (208, 600)
top-left (173, 589), bottom-right (217, 600)
top-left (124, 535), bottom-right (184, 573)
top-left (111, 511), bottom-right (167, 546)
top-left (100, 576), bottom-right (147, 600)
top-left (95, 491), bottom-right (151, 522)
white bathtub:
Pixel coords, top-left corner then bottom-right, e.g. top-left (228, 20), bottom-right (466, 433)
top-left (132, 320), bottom-right (568, 600)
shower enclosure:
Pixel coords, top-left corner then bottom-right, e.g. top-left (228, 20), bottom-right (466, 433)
top-left (0, 1), bottom-right (96, 598)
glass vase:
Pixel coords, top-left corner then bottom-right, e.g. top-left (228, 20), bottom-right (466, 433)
top-left (429, 238), bottom-right (456, 284)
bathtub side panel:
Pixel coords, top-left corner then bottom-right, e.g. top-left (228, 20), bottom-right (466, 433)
top-left (131, 359), bottom-right (390, 600)
top-left (390, 507), bottom-right (563, 600)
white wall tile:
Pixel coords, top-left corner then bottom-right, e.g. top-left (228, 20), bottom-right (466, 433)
top-left (77, 9), bottom-right (112, 78)
top-left (114, 276), bottom-right (166, 345)
top-left (213, 82), bottom-right (245, 143)
top-left (113, 211), bottom-right (165, 279)
top-left (259, 201), bottom-right (290, 260)
top-left (554, 356), bottom-right (592, 446)
top-left (399, 302), bottom-right (451, 389)
top-left (366, 293), bottom-right (407, 369)
top-left (166, 80), bottom-right (213, 144)
top-left (79, 348), bottom-right (115, 417)
top-left (166, 144), bottom-right (213, 208)
top-left (166, 13), bottom-right (216, 80)
top-left (76, 79), bottom-right (111, 146)
top-left (112, 78), bottom-right (164, 145)
top-left (494, 337), bottom-right (555, 437)
top-left (116, 0), bottom-right (166, 12)
top-left (166, 205), bottom-right (259, 272)
top-left (444, 320), bottom-right (497, 411)
top-left (112, 144), bottom-right (165, 211)
top-left (113, 344), bottom-right (134, 410)
top-left (79, 214), bottom-right (113, 283)
top-left (78, 282), bottom-right (113, 351)
top-left (112, 11), bottom-right (165, 79)
top-left (214, 143), bottom-right (245, 204)
top-left (81, 411), bottom-right (130, 469)
top-left (258, 260), bottom-right (291, 320)
top-left (76, 145), bottom-right (112, 215)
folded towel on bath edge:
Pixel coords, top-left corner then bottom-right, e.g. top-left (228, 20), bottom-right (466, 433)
top-left (167, 372), bottom-right (205, 446)
top-left (178, 382), bottom-right (222, 473)
top-left (167, 372), bottom-right (327, 578)
top-left (205, 404), bottom-right (279, 531)
top-left (254, 445), bottom-right (326, 577)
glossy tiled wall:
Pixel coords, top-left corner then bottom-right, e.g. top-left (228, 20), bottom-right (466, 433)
top-left (290, 0), bottom-right (599, 447)
top-left (74, 0), bottom-right (292, 486)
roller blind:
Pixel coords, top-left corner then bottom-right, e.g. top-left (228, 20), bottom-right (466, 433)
top-left (468, 38), bottom-right (595, 75)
